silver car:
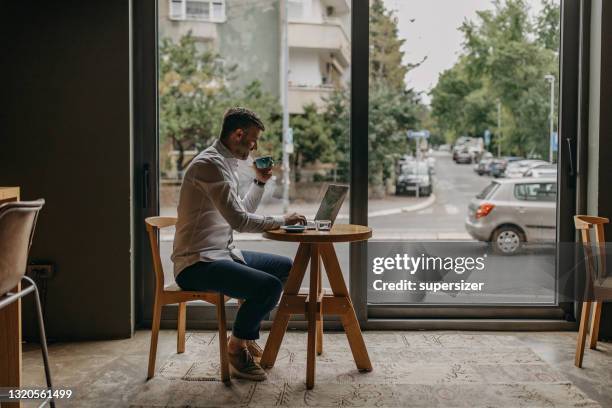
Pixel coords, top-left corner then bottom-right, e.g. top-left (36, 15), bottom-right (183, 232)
top-left (465, 178), bottom-right (557, 254)
top-left (504, 159), bottom-right (548, 178)
top-left (523, 164), bottom-right (557, 178)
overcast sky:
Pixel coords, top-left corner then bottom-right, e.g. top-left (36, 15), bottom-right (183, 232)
top-left (383, 0), bottom-right (549, 104)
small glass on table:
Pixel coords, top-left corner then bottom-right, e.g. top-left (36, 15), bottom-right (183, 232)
top-left (315, 220), bottom-right (332, 231)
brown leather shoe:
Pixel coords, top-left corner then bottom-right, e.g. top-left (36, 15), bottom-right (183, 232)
top-left (227, 336), bottom-right (263, 363)
top-left (247, 340), bottom-right (264, 363)
top-left (228, 348), bottom-right (266, 381)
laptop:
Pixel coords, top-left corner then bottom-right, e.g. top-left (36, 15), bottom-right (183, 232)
top-left (312, 184), bottom-right (349, 226)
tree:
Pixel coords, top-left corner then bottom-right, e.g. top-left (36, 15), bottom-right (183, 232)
top-left (369, 0), bottom-right (409, 90)
top-left (369, 83), bottom-right (418, 188)
top-left (367, 0), bottom-right (421, 193)
top-left (536, 0), bottom-right (561, 51)
top-left (430, 0), bottom-right (559, 158)
top-left (159, 33), bottom-right (282, 175)
top-left (159, 33), bottom-right (233, 174)
top-left (290, 104), bottom-right (336, 182)
top-left (322, 87), bottom-right (350, 182)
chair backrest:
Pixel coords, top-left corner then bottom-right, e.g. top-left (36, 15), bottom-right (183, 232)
top-left (574, 215), bottom-right (609, 297)
top-left (0, 200), bottom-right (45, 297)
top-left (145, 216), bottom-right (177, 292)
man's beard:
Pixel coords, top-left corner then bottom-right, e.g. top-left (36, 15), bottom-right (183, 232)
top-left (238, 139), bottom-right (251, 159)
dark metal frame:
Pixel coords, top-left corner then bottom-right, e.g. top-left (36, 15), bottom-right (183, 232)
top-left (133, 0), bottom-right (589, 329)
top-left (133, 0), bottom-right (160, 328)
top-left (349, 0), bottom-right (585, 325)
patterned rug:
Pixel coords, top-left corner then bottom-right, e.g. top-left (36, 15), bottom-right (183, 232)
top-left (129, 332), bottom-right (600, 407)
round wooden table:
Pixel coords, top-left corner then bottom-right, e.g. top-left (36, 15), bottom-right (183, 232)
top-left (261, 224), bottom-right (373, 389)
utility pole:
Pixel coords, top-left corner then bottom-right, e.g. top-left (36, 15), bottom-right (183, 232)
top-left (280, 0), bottom-right (290, 213)
top-left (545, 75), bottom-right (555, 163)
top-left (496, 100), bottom-right (502, 158)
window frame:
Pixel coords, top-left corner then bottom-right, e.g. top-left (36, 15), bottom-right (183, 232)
top-left (133, 0), bottom-right (586, 330)
top-left (169, 0), bottom-right (226, 23)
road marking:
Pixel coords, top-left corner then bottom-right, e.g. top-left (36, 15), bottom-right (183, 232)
top-left (417, 208), bottom-right (434, 215)
top-left (444, 204), bottom-right (459, 215)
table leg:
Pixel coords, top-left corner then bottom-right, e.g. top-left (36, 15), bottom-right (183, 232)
top-left (261, 243), bottom-right (310, 369)
top-left (320, 243), bottom-right (372, 372)
top-left (306, 245), bottom-right (320, 389)
top-left (316, 269), bottom-right (323, 356)
top-left (0, 284), bottom-right (22, 408)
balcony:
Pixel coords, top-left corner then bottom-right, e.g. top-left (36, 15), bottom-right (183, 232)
top-left (288, 85), bottom-right (335, 114)
top-left (321, 0), bottom-right (350, 14)
top-left (288, 22), bottom-right (350, 67)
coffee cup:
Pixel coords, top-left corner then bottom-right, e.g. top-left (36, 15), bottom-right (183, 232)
top-left (254, 156), bottom-right (274, 169)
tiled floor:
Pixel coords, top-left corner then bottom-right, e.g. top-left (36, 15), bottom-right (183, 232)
top-left (20, 330), bottom-right (612, 407)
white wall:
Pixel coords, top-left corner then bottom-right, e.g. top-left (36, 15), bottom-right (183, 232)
top-left (289, 49), bottom-right (322, 86)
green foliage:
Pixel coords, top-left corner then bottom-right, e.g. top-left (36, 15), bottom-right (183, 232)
top-left (367, 0), bottom-right (420, 187)
top-left (159, 32), bottom-right (281, 173)
top-left (431, 58), bottom-right (496, 140)
top-left (291, 104), bottom-right (336, 166)
top-left (369, 81), bottom-right (418, 185)
top-left (369, 0), bottom-right (409, 89)
top-left (430, 0), bottom-right (559, 158)
top-left (322, 88), bottom-right (350, 181)
top-left (536, 0), bottom-right (561, 51)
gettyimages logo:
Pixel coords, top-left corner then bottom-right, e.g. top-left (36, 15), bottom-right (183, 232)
top-left (371, 253), bottom-right (487, 275)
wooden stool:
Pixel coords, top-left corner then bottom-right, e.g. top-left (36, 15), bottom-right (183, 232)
top-left (145, 217), bottom-right (231, 383)
top-left (574, 215), bottom-right (609, 368)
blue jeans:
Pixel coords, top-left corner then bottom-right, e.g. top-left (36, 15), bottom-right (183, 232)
top-left (175, 251), bottom-right (292, 340)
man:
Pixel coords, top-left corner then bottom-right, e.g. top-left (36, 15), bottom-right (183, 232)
top-left (172, 107), bottom-right (306, 381)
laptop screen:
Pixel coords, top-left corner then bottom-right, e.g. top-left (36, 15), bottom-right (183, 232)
top-left (314, 184), bottom-right (349, 224)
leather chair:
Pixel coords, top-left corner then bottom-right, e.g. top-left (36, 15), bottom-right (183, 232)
top-left (0, 199), bottom-right (55, 407)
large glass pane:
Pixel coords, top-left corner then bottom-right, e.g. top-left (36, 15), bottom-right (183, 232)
top-left (158, 0), bottom-right (352, 296)
top-left (367, 0), bottom-right (560, 306)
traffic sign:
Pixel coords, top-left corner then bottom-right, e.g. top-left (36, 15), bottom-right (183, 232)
top-left (484, 129), bottom-right (491, 146)
top-left (407, 130), bottom-right (430, 139)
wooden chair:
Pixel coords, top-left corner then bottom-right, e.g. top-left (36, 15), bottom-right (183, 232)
top-left (145, 216), bottom-right (230, 383)
top-left (574, 215), bottom-right (610, 368)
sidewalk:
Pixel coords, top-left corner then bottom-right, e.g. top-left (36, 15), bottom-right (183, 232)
top-left (159, 194), bottom-right (437, 241)
top-left (160, 193), bottom-right (435, 219)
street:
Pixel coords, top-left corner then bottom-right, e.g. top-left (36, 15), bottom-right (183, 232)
top-left (160, 151), bottom-right (557, 305)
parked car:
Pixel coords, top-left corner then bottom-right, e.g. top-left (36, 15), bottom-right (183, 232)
top-left (474, 152), bottom-right (494, 175)
top-left (396, 161), bottom-right (433, 196)
top-left (505, 160), bottom-right (548, 178)
top-left (490, 156), bottom-right (523, 178)
top-left (426, 156), bottom-right (436, 174)
top-left (524, 164), bottom-right (557, 178)
top-left (455, 149), bottom-right (473, 164)
top-left (465, 178), bottom-right (557, 254)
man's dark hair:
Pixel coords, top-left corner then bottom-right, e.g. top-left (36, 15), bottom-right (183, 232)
top-left (219, 107), bottom-right (265, 140)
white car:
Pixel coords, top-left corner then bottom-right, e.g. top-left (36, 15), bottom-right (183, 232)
top-left (505, 160), bottom-right (548, 178)
top-left (524, 164), bottom-right (557, 178)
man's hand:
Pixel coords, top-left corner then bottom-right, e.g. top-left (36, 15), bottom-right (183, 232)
top-left (253, 163), bottom-right (273, 184)
top-left (284, 212), bottom-right (307, 226)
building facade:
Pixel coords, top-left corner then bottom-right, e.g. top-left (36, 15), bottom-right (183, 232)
top-left (158, 0), bottom-right (351, 114)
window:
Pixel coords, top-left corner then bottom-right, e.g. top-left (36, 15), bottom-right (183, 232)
top-left (476, 182), bottom-right (500, 200)
top-left (514, 183), bottom-right (557, 202)
top-left (169, 0), bottom-right (225, 22)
